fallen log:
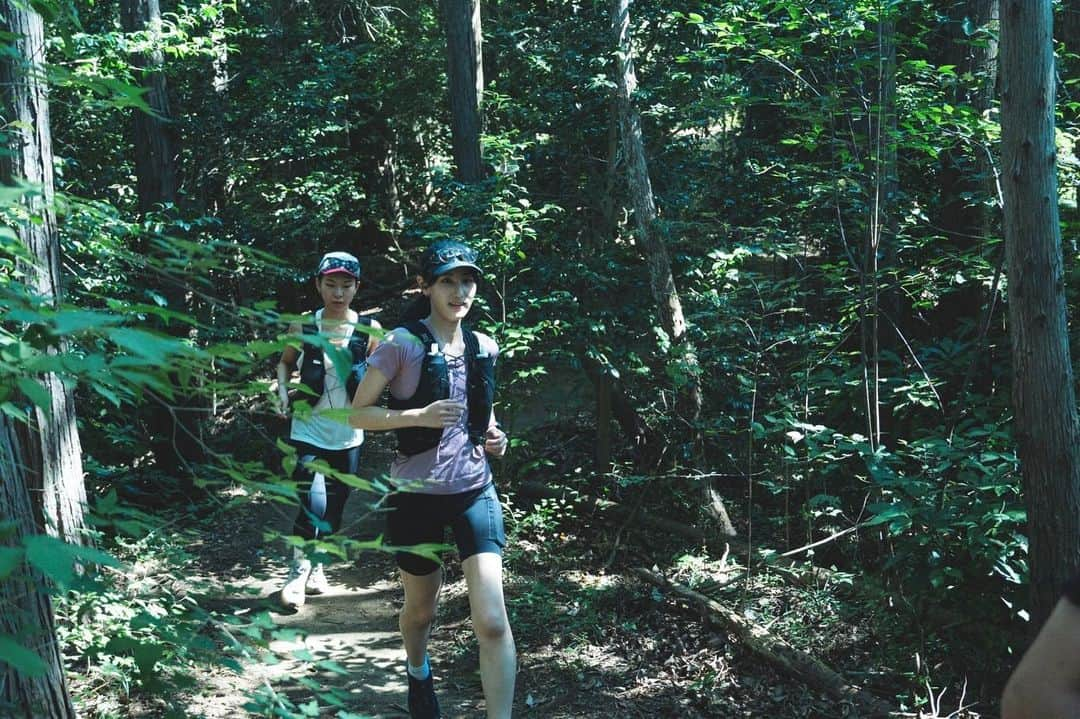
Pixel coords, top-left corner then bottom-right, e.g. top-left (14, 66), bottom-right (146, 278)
top-left (633, 567), bottom-right (898, 718)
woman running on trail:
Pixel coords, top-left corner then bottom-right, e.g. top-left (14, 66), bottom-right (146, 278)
top-left (348, 239), bottom-right (514, 719)
top-left (274, 251), bottom-right (380, 609)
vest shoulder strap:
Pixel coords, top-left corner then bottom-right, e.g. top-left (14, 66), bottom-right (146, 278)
top-left (348, 316), bottom-right (374, 361)
top-left (462, 326), bottom-right (480, 359)
top-left (400, 320), bottom-right (434, 353)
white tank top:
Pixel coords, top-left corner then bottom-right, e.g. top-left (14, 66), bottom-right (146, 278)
top-left (289, 308), bottom-right (366, 450)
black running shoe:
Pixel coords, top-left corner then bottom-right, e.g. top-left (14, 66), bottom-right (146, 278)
top-left (407, 672), bottom-right (441, 719)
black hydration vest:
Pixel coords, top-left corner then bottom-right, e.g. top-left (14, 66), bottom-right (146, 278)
top-left (296, 315), bottom-right (373, 403)
top-left (387, 320), bottom-right (495, 456)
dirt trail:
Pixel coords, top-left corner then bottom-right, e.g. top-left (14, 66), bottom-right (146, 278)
top-left (184, 485), bottom-right (412, 717)
top-left (174, 400), bottom-right (858, 717)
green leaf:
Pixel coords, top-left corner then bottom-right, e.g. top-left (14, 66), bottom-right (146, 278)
top-left (863, 504), bottom-right (908, 528)
top-left (16, 377), bottom-right (51, 414)
top-left (0, 546), bottom-right (24, 579)
top-left (24, 534), bottom-right (122, 586)
top-left (0, 634), bottom-right (48, 676)
top-left (109, 327), bottom-right (186, 363)
top-left (51, 309), bottom-right (123, 335)
top-left (315, 659), bottom-right (350, 676)
top-left (0, 402), bottom-right (30, 422)
top-left (90, 382), bottom-right (123, 407)
top-left (292, 648), bottom-right (316, 662)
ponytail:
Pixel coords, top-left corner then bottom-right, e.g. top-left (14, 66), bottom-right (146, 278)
top-left (397, 295), bottom-right (431, 325)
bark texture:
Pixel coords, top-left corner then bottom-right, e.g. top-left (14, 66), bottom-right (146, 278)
top-left (441, 0), bottom-right (484, 182)
top-left (0, 416), bottom-right (77, 718)
top-left (1000, 0), bottom-right (1080, 625)
top-left (120, 0), bottom-right (178, 213)
top-left (0, 0), bottom-right (88, 544)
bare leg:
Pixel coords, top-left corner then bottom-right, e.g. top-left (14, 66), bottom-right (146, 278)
top-left (463, 552), bottom-right (516, 718)
top-left (399, 567), bottom-right (443, 668)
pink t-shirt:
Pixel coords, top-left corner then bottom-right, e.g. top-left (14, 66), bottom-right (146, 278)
top-left (366, 323), bottom-right (499, 494)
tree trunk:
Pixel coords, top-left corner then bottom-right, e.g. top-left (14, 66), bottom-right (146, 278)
top-left (0, 0), bottom-right (88, 545)
top-left (610, 0), bottom-right (730, 534)
top-left (598, 91), bottom-right (620, 243)
top-left (122, 0), bottom-right (206, 483)
top-left (441, 0), bottom-right (484, 182)
top-left (211, 3), bottom-right (230, 97)
top-left (120, 0), bottom-right (178, 214)
top-left (864, 10), bottom-right (900, 451)
top-left (938, 0), bottom-right (1000, 251)
top-left (483, 0), bottom-right (500, 90)
top-left (0, 416), bottom-right (76, 717)
top-left (374, 120), bottom-right (404, 231)
top-left (1000, 0), bottom-right (1080, 625)
top-left (609, 0), bottom-right (700, 422)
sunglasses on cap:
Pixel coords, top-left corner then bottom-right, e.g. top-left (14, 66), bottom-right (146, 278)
top-left (430, 244), bottom-right (478, 265)
top-left (317, 255), bottom-right (361, 278)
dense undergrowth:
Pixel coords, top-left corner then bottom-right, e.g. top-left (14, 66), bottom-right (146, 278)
top-left (4, 0), bottom-right (1079, 715)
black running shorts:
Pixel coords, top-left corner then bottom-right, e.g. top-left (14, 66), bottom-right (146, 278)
top-left (386, 482), bottom-right (506, 576)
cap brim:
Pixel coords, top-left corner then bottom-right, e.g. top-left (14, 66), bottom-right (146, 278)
top-left (319, 268), bottom-right (359, 278)
top-left (431, 260), bottom-right (482, 278)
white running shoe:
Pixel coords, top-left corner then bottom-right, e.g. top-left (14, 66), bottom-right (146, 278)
top-left (306, 563), bottom-right (330, 595)
top-left (278, 551), bottom-right (312, 609)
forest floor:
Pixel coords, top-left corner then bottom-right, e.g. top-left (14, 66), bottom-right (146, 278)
top-left (174, 481), bottom-right (824, 718)
top-left (103, 296), bottom-right (992, 718)
top-left (148, 425), bottom-right (991, 719)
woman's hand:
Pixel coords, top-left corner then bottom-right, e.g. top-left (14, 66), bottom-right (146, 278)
top-left (484, 425), bottom-right (508, 457)
top-left (276, 387), bottom-right (290, 418)
top-left (420, 399), bottom-right (467, 428)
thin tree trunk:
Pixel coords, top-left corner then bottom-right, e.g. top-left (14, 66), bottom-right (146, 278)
top-left (598, 91), bottom-right (620, 242)
top-left (0, 0), bottom-right (88, 545)
top-left (120, 0), bottom-right (178, 214)
top-left (610, 0), bottom-right (730, 534)
top-left (441, 0), bottom-right (484, 182)
top-left (211, 2), bottom-right (229, 97)
top-left (1056, 2), bottom-right (1079, 249)
top-left (1000, 0), bottom-right (1080, 625)
top-left (610, 0), bottom-right (700, 421)
top-left (866, 9), bottom-right (899, 450)
top-left (208, 0), bottom-right (230, 212)
top-left (483, 0), bottom-right (500, 90)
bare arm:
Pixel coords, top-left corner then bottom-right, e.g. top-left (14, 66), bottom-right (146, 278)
top-left (348, 365), bottom-right (465, 431)
top-left (484, 409), bottom-right (507, 457)
top-left (366, 318), bottom-right (382, 355)
top-left (1002, 597), bottom-right (1080, 719)
top-left (274, 323), bottom-right (302, 414)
